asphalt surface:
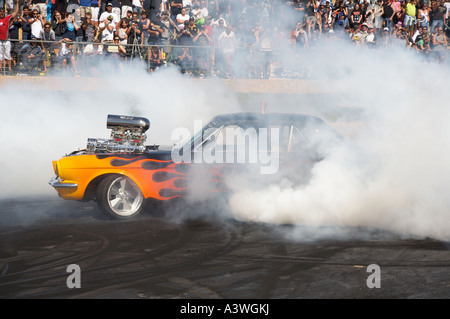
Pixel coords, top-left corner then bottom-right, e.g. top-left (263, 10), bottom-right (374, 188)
top-left (0, 198), bottom-right (449, 300)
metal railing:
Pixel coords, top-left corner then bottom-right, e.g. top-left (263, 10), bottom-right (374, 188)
top-left (1, 36), bottom-right (448, 77)
top-left (0, 38), bottom-right (290, 78)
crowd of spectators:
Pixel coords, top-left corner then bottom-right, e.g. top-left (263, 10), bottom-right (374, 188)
top-left (1, 0), bottom-right (449, 77)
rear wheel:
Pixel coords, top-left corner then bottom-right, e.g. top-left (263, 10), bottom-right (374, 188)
top-left (97, 175), bottom-right (145, 219)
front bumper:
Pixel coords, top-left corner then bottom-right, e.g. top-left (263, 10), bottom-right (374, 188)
top-left (49, 176), bottom-right (78, 189)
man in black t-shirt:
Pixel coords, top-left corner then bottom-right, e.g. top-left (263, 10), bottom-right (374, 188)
top-left (126, 12), bottom-right (143, 57)
top-left (147, 14), bottom-right (163, 45)
top-left (170, 0), bottom-right (183, 22)
top-left (430, 0), bottom-right (446, 34)
top-left (192, 24), bottom-right (211, 75)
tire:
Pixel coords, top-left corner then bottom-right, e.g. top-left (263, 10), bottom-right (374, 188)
top-left (97, 175), bottom-right (145, 219)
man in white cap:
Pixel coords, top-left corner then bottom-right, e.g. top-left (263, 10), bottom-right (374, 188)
top-left (99, 2), bottom-right (119, 30)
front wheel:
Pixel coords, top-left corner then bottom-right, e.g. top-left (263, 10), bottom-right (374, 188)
top-left (97, 175), bottom-right (145, 219)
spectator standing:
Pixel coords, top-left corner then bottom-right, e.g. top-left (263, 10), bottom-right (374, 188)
top-left (444, 0), bottom-right (450, 21)
top-left (8, 12), bottom-right (22, 70)
top-left (366, 0), bottom-right (383, 33)
top-left (346, 0), bottom-right (356, 23)
top-left (391, 0), bottom-right (401, 12)
top-left (79, 0), bottom-right (91, 19)
top-left (91, 0), bottom-right (100, 27)
top-left (170, 0), bottom-right (183, 22)
top-left (123, 9), bottom-right (132, 24)
top-left (51, 10), bottom-right (65, 40)
top-left (0, 0), bottom-right (19, 75)
top-left (381, 0), bottom-right (395, 32)
top-left (192, 23), bottom-right (211, 75)
top-left (121, 0), bottom-right (132, 19)
top-left (138, 9), bottom-right (149, 43)
top-left (147, 14), bottom-right (163, 45)
top-left (29, 8), bottom-right (44, 39)
top-left (126, 11), bottom-right (143, 58)
top-left (392, 4), bottom-right (404, 26)
top-left (176, 6), bottom-right (189, 29)
top-left (291, 0), bottom-right (306, 26)
top-left (99, 2), bottom-right (119, 29)
top-left (81, 11), bottom-right (97, 41)
top-left (31, 0), bottom-right (48, 20)
top-left (158, 0), bottom-right (167, 13)
top-left (98, 12), bottom-right (116, 49)
top-left (159, 10), bottom-right (175, 55)
top-left (305, 0), bottom-right (318, 36)
top-left (430, 0), bottom-right (446, 34)
top-left (291, 21), bottom-right (309, 48)
top-left (19, 6), bottom-right (32, 41)
top-left (350, 3), bottom-right (363, 29)
top-left (404, 0), bottom-right (417, 37)
top-left (109, 0), bottom-right (120, 18)
top-left (417, 3), bottom-right (430, 29)
top-left (190, 2), bottom-right (203, 25)
top-left (39, 21), bottom-right (54, 69)
top-left (333, 2), bottom-right (348, 32)
top-left (207, 0), bottom-right (217, 19)
top-left (39, 20), bottom-right (55, 48)
top-left (217, 24), bottom-right (235, 77)
top-left (132, 0), bottom-right (143, 16)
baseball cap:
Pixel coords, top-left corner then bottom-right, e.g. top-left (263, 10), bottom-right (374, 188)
top-left (106, 2), bottom-right (112, 6)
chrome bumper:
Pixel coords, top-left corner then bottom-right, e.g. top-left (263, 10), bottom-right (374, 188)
top-left (49, 176), bottom-right (78, 189)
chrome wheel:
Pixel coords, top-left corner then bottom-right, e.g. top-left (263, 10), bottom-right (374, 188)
top-left (105, 176), bottom-right (144, 217)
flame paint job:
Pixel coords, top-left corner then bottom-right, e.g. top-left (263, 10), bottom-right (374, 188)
top-left (53, 151), bottom-right (227, 201)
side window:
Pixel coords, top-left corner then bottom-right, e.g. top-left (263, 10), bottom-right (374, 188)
top-left (215, 125), bottom-right (257, 150)
top-left (193, 126), bottom-right (222, 151)
top-left (287, 125), bottom-right (310, 153)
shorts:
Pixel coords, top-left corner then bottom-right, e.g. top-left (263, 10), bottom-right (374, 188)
top-left (91, 7), bottom-right (100, 21)
top-left (0, 40), bottom-right (11, 60)
top-left (306, 16), bottom-right (317, 25)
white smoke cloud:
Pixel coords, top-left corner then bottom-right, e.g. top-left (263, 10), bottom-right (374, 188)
top-left (228, 43), bottom-right (450, 242)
